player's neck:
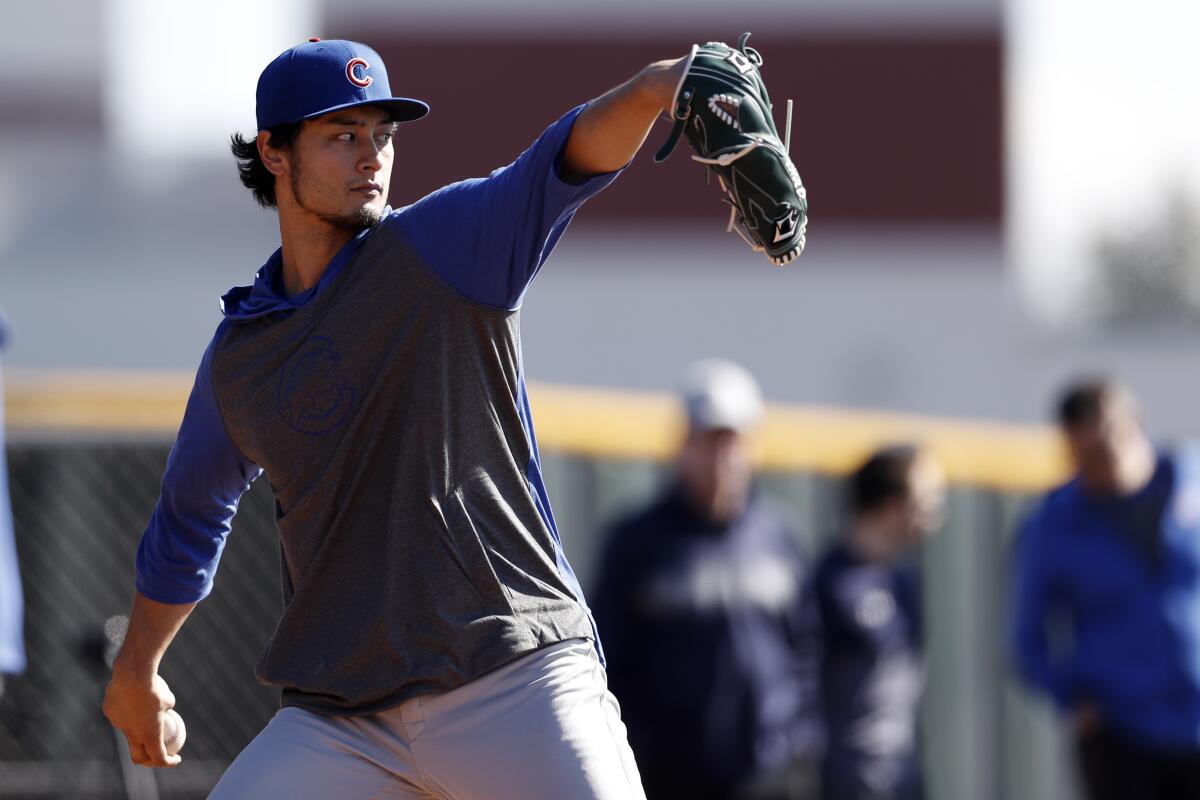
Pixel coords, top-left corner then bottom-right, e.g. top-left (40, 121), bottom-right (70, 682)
top-left (275, 211), bottom-right (358, 298)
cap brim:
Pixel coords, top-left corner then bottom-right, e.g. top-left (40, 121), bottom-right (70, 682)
top-left (299, 97), bottom-right (430, 124)
top-left (689, 415), bottom-right (750, 433)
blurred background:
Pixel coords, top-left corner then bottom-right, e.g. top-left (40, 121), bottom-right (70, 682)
top-left (1, 0), bottom-right (1198, 797)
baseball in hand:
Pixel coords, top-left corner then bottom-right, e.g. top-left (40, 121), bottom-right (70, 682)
top-left (163, 708), bottom-right (187, 756)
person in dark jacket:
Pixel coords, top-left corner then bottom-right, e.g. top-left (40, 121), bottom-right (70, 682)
top-left (592, 359), bottom-right (817, 800)
top-left (806, 445), bottom-right (944, 800)
top-left (1010, 378), bottom-right (1200, 800)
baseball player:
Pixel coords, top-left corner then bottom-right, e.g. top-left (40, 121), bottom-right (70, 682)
top-left (101, 36), bottom-right (806, 800)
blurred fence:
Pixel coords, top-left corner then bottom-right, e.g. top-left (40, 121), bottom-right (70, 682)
top-left (1, 375), bottom-right (1077, 799)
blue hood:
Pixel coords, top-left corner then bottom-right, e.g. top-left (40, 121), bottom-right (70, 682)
top-left (220, 220), bottom-right (380, 321)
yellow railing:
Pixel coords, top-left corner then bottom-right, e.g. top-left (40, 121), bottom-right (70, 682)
top-left (5, 371), bottom-right (1069, 493)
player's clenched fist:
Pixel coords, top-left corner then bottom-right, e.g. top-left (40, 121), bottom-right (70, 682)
top-left (103, 670), bottom-right (182, 768)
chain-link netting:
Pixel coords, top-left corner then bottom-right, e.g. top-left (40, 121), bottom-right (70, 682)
top-left (0, 438), bottom-right (1056, 800)
top-left (0, 440), bottom-right (282, 799)
top-left (0, 438), bottom-right (852, 799)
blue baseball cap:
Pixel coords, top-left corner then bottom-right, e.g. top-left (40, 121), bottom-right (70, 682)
top-left (255, 39), bottom-right (429, 131)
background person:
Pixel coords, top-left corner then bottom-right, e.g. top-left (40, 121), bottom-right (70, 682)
top-left (1011, 377), bottom-right (1200, 800)
top-left (804, 445), bottom-right (945, 800)
top-left (0, 309), bottom-right (26, 696)
top-left (592, 359), bottom-right (817, 800)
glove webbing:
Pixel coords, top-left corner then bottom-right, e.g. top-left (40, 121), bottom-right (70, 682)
top-left (653, 48), bottom-right (793, 164)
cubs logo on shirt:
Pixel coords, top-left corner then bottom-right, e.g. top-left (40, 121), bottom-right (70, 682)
top-left (277, 336), bottom-right (357, 435)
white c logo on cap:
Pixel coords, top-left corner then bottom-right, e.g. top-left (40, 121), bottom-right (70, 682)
top-left (346, 58), bottom-right (372, 88)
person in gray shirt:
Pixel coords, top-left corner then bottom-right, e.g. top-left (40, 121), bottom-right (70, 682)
top-left (102, 38), bottom-right (700, 799)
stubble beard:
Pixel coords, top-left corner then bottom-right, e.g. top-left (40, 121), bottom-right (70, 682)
top-left (289, 159), bottom-right (384, 232)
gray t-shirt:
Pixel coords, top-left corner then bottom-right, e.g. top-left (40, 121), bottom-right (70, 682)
top-left (135, 106), bottom-right (620, 714)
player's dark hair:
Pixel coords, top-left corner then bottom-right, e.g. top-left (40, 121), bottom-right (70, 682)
top-left (230, 122), bottom-right (302, 208)
top-left (1057, 376), bottom-right (1127, 429)
top-left (850, 444), bottom-right (921, 514)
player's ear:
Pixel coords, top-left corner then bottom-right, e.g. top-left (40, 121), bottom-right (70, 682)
top-left (257, 130), bottom-right (288, 177)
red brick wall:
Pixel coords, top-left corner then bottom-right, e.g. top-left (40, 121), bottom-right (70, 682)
top-left (331, 32), bottom-right (1003, 224)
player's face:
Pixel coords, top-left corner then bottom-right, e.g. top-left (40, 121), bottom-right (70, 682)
top-left (284, 106), bottom-right (397, 230)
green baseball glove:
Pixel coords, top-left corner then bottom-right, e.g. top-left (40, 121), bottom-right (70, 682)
top-left (655, 33), bottom-right (808, 266)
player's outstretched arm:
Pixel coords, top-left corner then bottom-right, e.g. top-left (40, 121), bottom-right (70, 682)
top-left (558, 55), bottom-right (690, 183)
top-left (102, 591), bottom-right (196, 768)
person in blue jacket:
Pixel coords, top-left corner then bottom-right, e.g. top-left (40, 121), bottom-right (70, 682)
top-left (592, 359), bottom-right (818, 800)
top-left (0, 309), bottom-right (26, 695)
top-left (1011, 377), bottom-right (1200, 800)
top-left (101, 37), bottom-right (701, 800)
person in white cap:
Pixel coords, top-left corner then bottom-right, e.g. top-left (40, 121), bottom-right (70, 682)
top-left (592, 359), bottom-right (818, 800)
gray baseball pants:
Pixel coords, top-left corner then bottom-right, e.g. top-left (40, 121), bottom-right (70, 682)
top-left (207, 638), bottom-right (645, 799)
